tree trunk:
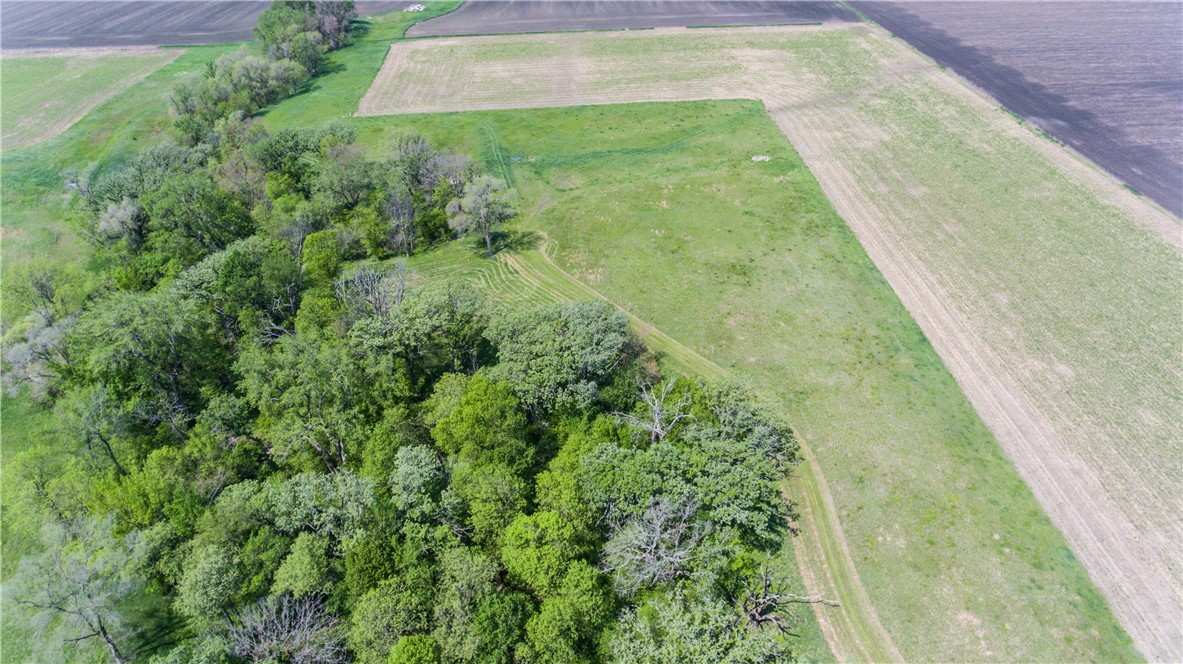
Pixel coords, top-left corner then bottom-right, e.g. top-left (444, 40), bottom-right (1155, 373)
top-left (95, 432), bottom-right (128, 477)
top-left (96, 617), bottom-right (129, 664)
top-left (484, 231), bottom-right (493, 257)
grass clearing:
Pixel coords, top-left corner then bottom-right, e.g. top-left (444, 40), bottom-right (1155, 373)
top-left (357, 24), bottom-right (1179, 659)
top-left (0, 44), bottom-right (240, 328)
top-left (0, 48), bottom-right (182, 152)
top-left (365, 100), bottom-right (1139, 662)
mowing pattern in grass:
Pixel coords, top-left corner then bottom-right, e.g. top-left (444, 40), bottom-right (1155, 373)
top-left (369, 101), bottom-right (1137, 663)
top-left (356, 25), bottom-right (1180, 660)
top-left (0, 48), bottom-right (182, 152)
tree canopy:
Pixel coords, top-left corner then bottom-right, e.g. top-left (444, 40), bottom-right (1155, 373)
top-left (2, 2), bottom-right (813, 661)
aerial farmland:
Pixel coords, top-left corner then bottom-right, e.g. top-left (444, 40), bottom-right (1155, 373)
top-left (1, 2), bottom-right (1179, 663)
top-left (852, 1), bottom-right (1183, 217)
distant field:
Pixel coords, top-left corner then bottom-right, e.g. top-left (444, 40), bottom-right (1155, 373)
top-left (357, 24), bottom-right (1180, 660)
top-left (0, 43), bottom-right (237, 329)
top-left (0, 48), bottom-right (181, 152)
top-left (406, 0), bottom-right (854, 37)
top-left (853, 1), bottom-right (1183, 217)
top-left (0, 1), bottom-right (410, 49)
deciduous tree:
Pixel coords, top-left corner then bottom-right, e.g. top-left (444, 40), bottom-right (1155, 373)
top-left (9, 517), bottom-right (140, 664)
top-left (446, 175), bottom-right (514, 257)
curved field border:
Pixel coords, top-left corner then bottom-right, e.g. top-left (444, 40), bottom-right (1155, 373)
top-left (479, 127), bottom-right (896, 663)
top-left (512, 241), bottom-right (904, 663)
top-left (0, 47), bottom-right (182, 152)
top-left (411, 233), bottom-right (902, 662)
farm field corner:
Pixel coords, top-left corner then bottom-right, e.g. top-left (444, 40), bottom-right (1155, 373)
top-left (351, 101), bottom-right (1137, 663)
top-left (355, 23), bottom-right (1182, 661)
top-left (0, 48), bottom-right (182, 153)
top-left (0, 4), bottom-right (1168, 660)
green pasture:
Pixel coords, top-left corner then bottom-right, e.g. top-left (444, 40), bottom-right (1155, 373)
top-left (371, 101), bottom-right (1136, 662)
top-left (1, 51), bottom-right (178, 152)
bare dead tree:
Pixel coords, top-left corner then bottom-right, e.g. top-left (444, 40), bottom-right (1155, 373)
top-left (9, 517), bottom-right (140, 664)
top-left (333, 261), bottom-right (409, 320)
top-left (600, 497), bottom-right (703, 598)
top-left (614, 377), bottom-right (694, 443)
top-left (225, 595), bottom-right (346, 664)
top-left (735, 565), bottom-right (838, 634)
top-left (420, 152), bottom-right (472, 194)
top-left (259, 281), bottom-right (302, 344)
top-left (382, 185), bottom-right (417, 256)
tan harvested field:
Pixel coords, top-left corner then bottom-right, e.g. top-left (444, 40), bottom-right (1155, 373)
top-left (0, 47), bottom-right (181, 151)
top-left (360, 25), bottom-right (1183, 660)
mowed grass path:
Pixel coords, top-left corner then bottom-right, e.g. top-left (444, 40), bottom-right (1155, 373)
top-left (364, 102), bottom-right (1136, 662)
top-left (356, 24), bottom-right (1180, 660)
top-left (0, 49), bottom-right (182, 152)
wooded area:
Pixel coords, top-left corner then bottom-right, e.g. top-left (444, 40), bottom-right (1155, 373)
top-left (2, 3), bottom-right (809, 662)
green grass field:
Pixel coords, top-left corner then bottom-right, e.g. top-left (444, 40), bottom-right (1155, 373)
top-left (0, 50), bottom-right (181, 153)
top-left (0, 45), bottom-right (240, 328)
top-left (363, 101), bottom-right (1138, 662)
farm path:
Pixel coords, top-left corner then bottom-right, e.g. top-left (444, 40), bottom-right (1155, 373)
top-left (507, 237), bottom-right (904, 663)
top-left (359, 23), bottom-right (1182, 661)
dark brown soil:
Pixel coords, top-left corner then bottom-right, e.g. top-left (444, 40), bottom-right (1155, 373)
top-left (0, 1), bottom-right (408, 49)
top-left (406, 1), bottom-right (854, 37)
top-left (853, 1), bottom-right (1183, 218)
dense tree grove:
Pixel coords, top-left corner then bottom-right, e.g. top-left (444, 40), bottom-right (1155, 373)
top-left (3, 2), bottom-right (812, 662)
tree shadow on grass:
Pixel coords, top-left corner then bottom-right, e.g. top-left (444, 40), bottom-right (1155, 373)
top-left (349, 19), bottom-right (374, 41)
top-left (499, 229), bottom-right (542, 254)
top-left (462, 229), bottom-right (541, 259)
top-left (122, 589), bottom-right (192, 659)
top-left (254, 53), bottom-right (349, 117)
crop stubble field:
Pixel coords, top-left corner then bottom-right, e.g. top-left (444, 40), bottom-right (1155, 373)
top-left (0, 48), bottom-right (182, 151)
top-left (853, 1), bottom-right (1183, 218)
top-left (406, 0), bottom-right (854, 37)
top-left (359, 24), bottom-right (1182, 660)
